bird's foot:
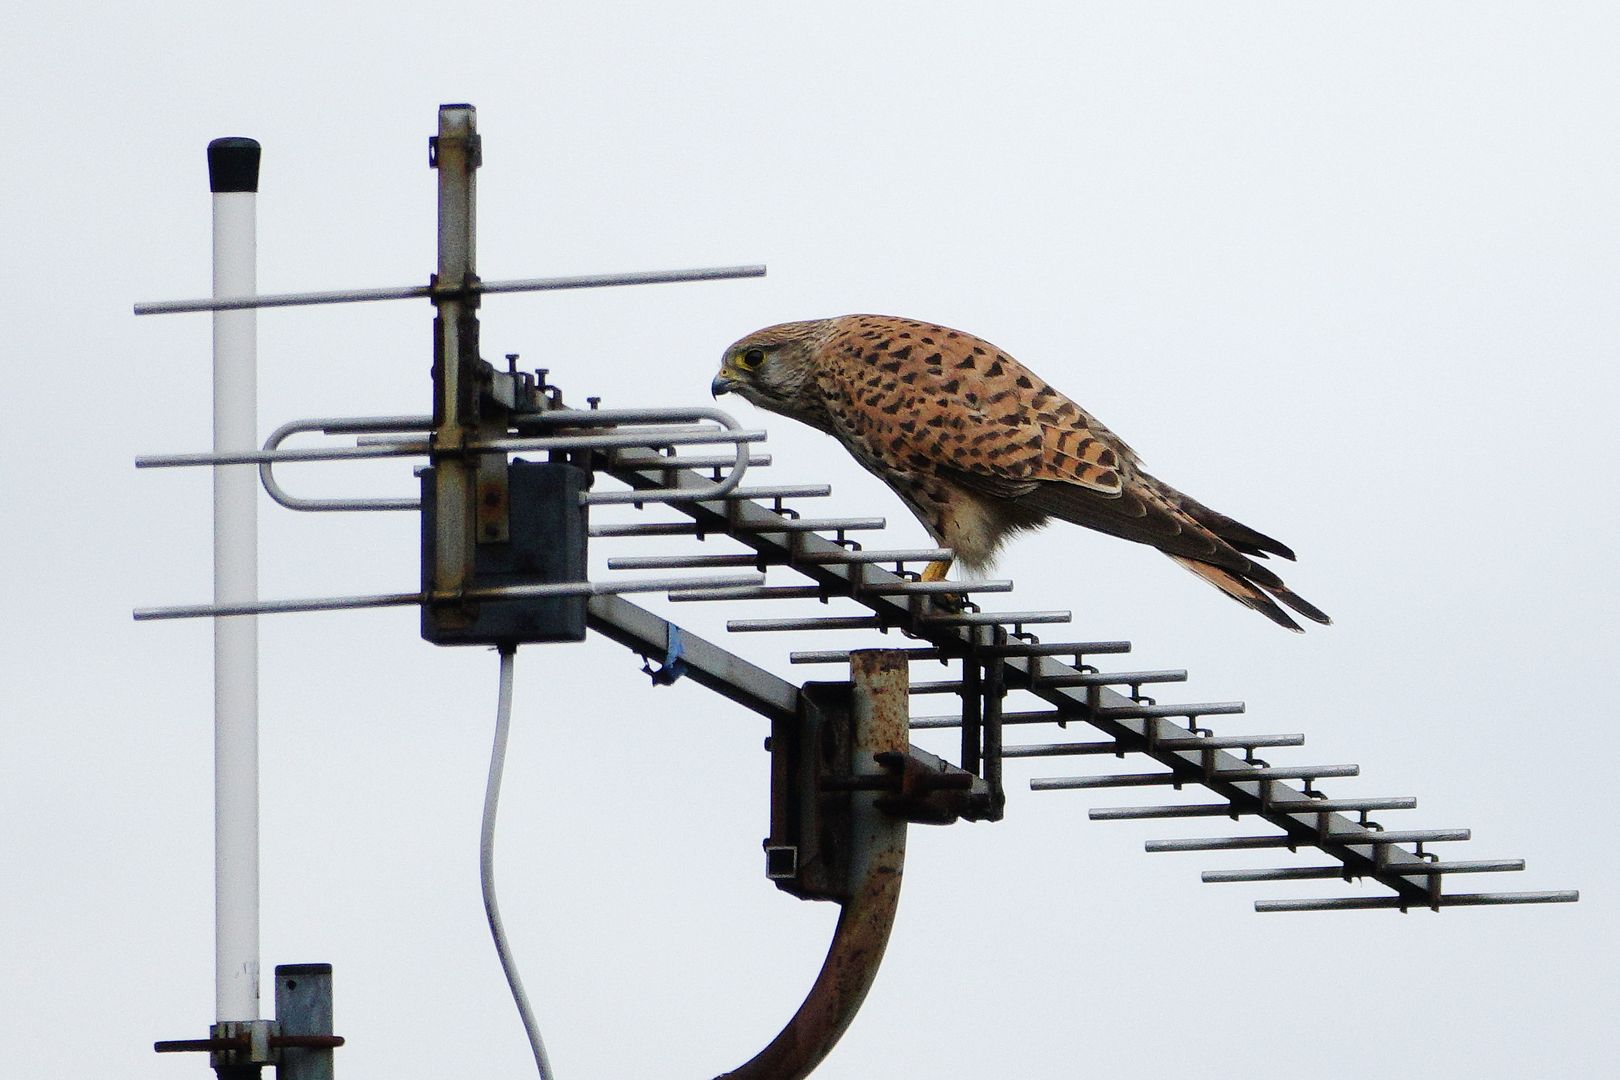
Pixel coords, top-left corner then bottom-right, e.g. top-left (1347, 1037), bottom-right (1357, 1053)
top-left (919, 559), bottom-right (966, 612)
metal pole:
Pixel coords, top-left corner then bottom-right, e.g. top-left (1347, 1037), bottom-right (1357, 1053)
top-left (208, 136), bottom-right (263, 1033)
top-left (425, 104), bottom-right (488, 630)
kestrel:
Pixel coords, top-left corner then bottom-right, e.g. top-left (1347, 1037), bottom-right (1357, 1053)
top-left (711, 314), bottom-right (1329, 631)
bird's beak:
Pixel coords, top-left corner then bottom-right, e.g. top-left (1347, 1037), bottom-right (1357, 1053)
top-left (711, 370), bottom-right (736, 398)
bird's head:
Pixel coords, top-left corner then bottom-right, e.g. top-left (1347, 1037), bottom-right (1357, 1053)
top-left (711, 319), bottom-right (830, 424)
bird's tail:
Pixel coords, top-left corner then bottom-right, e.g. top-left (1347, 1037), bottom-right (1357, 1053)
top-left (1168, 554), bottom-right (1331, 633)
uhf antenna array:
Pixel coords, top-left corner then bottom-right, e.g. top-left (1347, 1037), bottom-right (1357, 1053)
top-left (133, 105), bottom-right (1576, 1080)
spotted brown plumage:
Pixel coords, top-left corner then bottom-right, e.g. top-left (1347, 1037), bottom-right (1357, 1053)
top-left (711, 314), bottom-right (1329, 631)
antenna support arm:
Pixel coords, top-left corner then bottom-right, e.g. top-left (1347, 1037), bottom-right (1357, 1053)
top-left (718, 650), bottom-right (910, 1080)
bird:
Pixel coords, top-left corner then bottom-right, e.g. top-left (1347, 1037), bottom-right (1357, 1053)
top-left (711, 314), bottom-right (1329, 631)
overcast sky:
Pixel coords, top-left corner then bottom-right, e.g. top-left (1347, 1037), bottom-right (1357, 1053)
top-left (5, 3), bottom-right (1617, 1078)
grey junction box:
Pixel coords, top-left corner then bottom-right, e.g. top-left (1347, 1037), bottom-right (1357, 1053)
top-left (420, 460), bottom-right (589, 645)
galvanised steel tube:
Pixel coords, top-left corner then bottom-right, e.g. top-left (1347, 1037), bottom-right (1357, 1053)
top-left (208, 136), bottom-right (262, 1026)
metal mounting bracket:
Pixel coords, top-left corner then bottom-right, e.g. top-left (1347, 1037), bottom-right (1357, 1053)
top-left (719, 650), bottom-right (910, 1080)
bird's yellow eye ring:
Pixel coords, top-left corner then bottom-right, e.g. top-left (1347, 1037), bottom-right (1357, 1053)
top-left (738, 347), bottom-right (765, 370)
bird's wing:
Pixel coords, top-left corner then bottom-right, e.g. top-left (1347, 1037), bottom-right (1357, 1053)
top-left (1018, 472), bottom-right (1261, 570)
top-left (819, 317), bottom-right (1129, 497)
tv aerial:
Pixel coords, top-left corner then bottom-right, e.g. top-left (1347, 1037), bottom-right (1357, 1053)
top-left (133, 105), bottom-right (1576, 1080)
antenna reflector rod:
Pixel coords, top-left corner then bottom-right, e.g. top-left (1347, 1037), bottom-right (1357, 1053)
top-left (133, 264), bottom-right (766, 315)
top-left (1255, 891), bottom-right (1578, 913)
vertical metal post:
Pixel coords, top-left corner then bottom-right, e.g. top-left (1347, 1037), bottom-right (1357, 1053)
top-left (960, 635), bottom-right (982, 777)
top-left (208, 136), bottom-right (263, 1036)
top-left (274, 965), bottom-right (335, 1080)
top-left (983, 627), bottom-right (1006, 819)
top-left (425, 104), bottom-right (492, 629)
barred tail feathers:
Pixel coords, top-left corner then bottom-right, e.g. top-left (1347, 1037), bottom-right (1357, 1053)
top-left (1168, 555), bottom-right (1330, 632)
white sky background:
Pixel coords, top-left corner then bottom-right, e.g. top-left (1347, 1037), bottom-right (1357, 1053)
top-left (4, 2), bottom-right (1617, 1077)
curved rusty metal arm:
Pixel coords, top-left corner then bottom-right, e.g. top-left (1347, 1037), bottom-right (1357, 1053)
top-left (717, 651), bottom-right (910, 1080)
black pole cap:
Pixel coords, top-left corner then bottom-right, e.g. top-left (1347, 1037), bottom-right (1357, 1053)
top-left (207, 137), bottom-right (261, 193)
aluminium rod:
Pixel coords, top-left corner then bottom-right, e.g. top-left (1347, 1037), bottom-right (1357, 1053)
top-left (1023, 668), bottom-right (1188, 688)
top-left (1203, 866), bottom-right (1364, 883)
top-left (1202, 860), bottom-right (1527, 883)
top-left (1316, 828), bottom-right (1471, 844)
top-left (1026, 767), bottom-right (1361, 788)
top-left (611, 554), bottom-right (762, 570)
top-left (1391, 860), bottom-right (1529, 875)
top-left (902, 668), bottom-right (1182, 696)
top-left (1212, 764), bottom-right (1361, 780)
top-left (134, 573), bottom-right (768, 621)
top-left (912, 710), bottom-right (1098, 730)
top-left (793, 647), bottom-right (949, 664)
top-left (1272, 797), bottom-right (1417, 813)
top-left (1089, 797), bottom-right (1417, 821)
top-left (1145, 829), bottom-right (1471, 853)
top-left (727, 615), bottom-right (885, 633)
top-left (670, 581), bottom-right (1004, 604)
top-left (588, 514), bottom-right (878, 539)
top-left (1097, 702), bottom-right (1248, 720)
top-left (724, 484), bottom-right (832, 500)
top-left (990, 640), bottom-right (1133, 657)
top-left (1153, 733), bottom-right (1305, 750)
top-left (134, 263), bottom-right (766, 314)
top-left (796, 548), bottom-right (954, 565)
top-left (609, 451), bottom-right (771, 468)
top-left (734, 517), bottom-right (888, 533)
top-left (907, 680), bottom-right (978, 695)
top-left (919, 609), bottom-right (1072, 626)
top-left (1032, 771), bottom-right (1194, 788)
top-left (792, 642), bottom-right (1128, 664)
top-left (590, 521), bottom-right (708, 538)
top-left (667, 585), bottom-right (829, 602)
top-left (1255, 891), bottom-right (1578, 913)
top-left (856, 579), bottom-right (1014, 595)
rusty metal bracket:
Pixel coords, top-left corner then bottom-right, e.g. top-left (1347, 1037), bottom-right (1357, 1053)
top-left (720, 650), bottom-right (910, 1080)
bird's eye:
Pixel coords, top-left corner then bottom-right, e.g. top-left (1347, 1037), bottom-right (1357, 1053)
top-left (738, 347), bottom-right (765, 370)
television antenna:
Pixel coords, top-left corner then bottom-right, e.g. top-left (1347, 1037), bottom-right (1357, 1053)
top-left (133, 104), bottom-right (1576, 1080)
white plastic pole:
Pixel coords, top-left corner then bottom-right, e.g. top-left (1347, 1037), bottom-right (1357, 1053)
top-left (208, 137), bottom-right (262, 1024)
